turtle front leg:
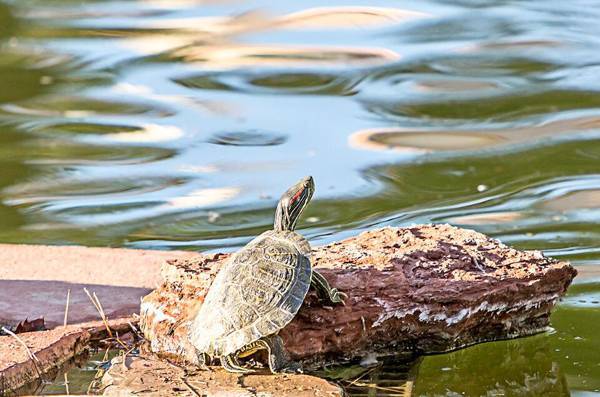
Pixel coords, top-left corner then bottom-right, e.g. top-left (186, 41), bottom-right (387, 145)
top-left (221, 353), bottom-right (255, 374)
top-left (311, 270), bottom-right (347, 305)
top-left (257, 335), bottom-right (302, 374)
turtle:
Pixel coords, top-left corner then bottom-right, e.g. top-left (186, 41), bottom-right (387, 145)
top-left (188, 176), bottom-right (346, 374)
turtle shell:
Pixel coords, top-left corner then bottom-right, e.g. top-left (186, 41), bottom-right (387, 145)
top-left (189, 230), bottom-right (312, 357)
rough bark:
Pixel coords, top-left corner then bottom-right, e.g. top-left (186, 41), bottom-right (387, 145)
top-left (139, 224), bottom-right (577, 367)
top-left (102, 356), bottom-right (343, 397)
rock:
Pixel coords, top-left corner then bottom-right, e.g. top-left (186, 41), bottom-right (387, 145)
top-left (0, 280), bottom-right (150, 330)
top-left (0, 318), bottom-right (134, 393)
top-left (101, 356), bottom-right (343, 397)
top-left (0, 243), bottom-right (198, 327)
top-left (140, 224), bottom-right (577, 367)
top-left (0, 243), bottom-right (197, 288)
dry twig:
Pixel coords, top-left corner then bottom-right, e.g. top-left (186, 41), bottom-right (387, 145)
top-left (64, 372), bottom-right (70, 395)
top-left (83, 288), bottom-right (113, 338)
top-left (0, 326), bottom-right (43, 380)
top-left (345, 365), bottom-right (379, 388)
top-left (181, 376), bottom-right (202, 397)
top-left (63, 289), bottom-right (71, 329)
top-left (127, 320), bottom-right (143, 339)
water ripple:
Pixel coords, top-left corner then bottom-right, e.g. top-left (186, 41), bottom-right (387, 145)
top-left (208, 130), bottom-right (287, 147)
top-left (2, 0), bottom-right (600, 393)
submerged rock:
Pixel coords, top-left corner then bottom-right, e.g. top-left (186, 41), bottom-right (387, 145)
top-left (140, 224), bottom-right (576, 367)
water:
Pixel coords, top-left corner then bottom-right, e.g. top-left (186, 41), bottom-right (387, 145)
top-left (0, 0), bottom-right (599, 395)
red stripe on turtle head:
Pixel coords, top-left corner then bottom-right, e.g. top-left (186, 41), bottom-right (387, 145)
top-left (289, 187), bottom-right (304, 205)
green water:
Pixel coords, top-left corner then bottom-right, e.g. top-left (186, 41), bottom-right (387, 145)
top-left (0, 0), bottom-right (599, 395)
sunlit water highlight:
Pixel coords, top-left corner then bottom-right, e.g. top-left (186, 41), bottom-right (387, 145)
top-left (1, 0), bottom-right (599, 395)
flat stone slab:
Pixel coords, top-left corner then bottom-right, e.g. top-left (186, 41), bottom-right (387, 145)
top-left (102, 356), bottom-right (343, 397)
top-left (0, 244), bottom-right (198, 327)
top-left (140, 224), bottom-right (576, 366)
top-left (0, 280), bottom-right (148, 329)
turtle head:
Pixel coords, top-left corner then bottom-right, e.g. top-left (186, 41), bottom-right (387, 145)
top-left (274, 176), bottom-right (315, 232)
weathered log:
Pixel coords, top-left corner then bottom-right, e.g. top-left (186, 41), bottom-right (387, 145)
top-left (140, 224), bottom-right (576, 367)
top-left (101, 356), bottom-right (343, 397)
top-left (0, 318), bottom-right (134, 393)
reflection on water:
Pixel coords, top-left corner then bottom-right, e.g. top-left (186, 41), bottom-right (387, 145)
top-left (1, 0), bottom-right (600, 395)
top-left (33, 349), bottom-right (118, 396)
top-left (350, 115), bottom-right (600, 154)
top-left (318, 357), bottom-right (421, 397)
top-left (414, 334), bottom-right (570, 397)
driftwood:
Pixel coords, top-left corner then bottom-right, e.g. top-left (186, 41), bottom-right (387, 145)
top-left (0, 318), bottom-right (134, 393)
top-left (140, 224), bottom-right (576, 367)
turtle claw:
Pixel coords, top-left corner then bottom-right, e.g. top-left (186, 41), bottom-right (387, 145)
top-left (280, 362), bottom-right (303, 374)
top-left (330, 289), bottom-right (347, 306)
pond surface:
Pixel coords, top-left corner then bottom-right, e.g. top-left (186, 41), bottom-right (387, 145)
top-left (0, 0), bottom-right (599, 395)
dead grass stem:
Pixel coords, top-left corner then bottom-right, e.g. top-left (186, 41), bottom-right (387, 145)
top-left (83, 288), bottom-right (113, 338)
top-left (63, 289), bottom-right (71, 329)
top-left (0, 327), bottom-right (43, 380)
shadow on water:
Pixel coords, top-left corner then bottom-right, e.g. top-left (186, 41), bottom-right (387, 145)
top-left (0, 0), bottom-right (600, 395)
